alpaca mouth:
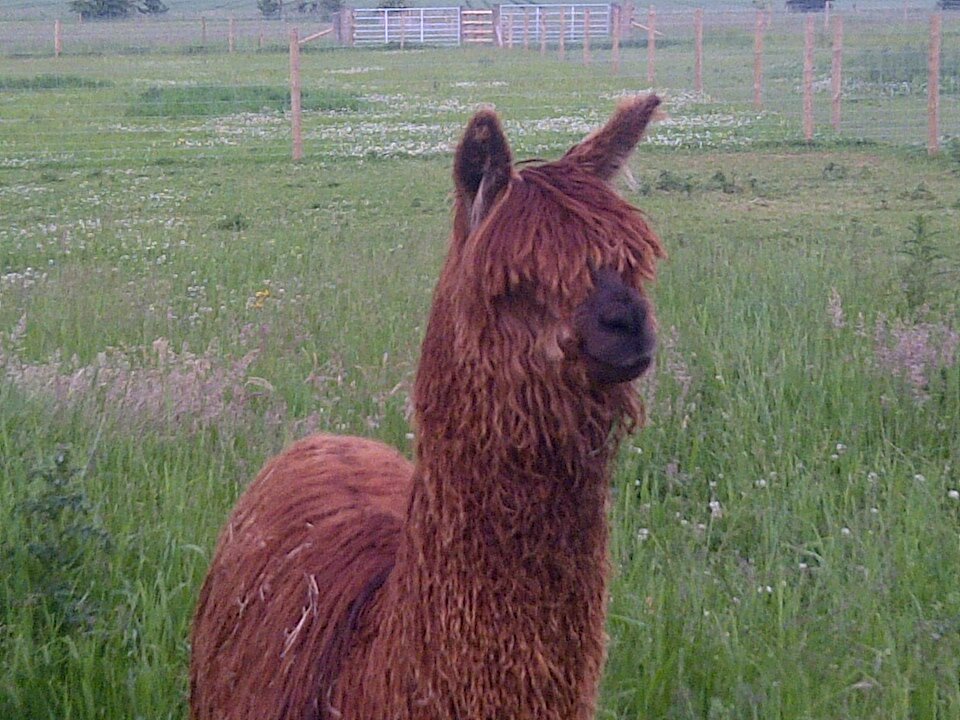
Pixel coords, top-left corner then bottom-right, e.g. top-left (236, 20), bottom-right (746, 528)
top-left (584, 351), bottom-right (653, 385)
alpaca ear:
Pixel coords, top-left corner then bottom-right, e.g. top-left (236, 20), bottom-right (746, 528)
top-left (563, 95), bottom-right (662, 181)
top-left (454, 109), bottom-right (514, 232)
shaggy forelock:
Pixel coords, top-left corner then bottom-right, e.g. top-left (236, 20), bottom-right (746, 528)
top-left (456, 159), bottom-right (665, 313)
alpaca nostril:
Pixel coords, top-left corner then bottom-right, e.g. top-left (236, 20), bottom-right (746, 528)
top-left (599, 301), bottom-right (642, 336)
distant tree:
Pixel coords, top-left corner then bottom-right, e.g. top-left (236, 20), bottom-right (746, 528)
top-left (785, 0), bottom-right (827, 10)
top-left (138, 0), bottom-right (168, 14)
top-left (258, 0), bottom-right (281, 17)
top-left (320, 0), bottom-right (343, 18)
top-left (292, 0), bottom-right (341, 20)
top-left (377, 0), bottom-right (408, 8)
top-left (69, 0), bottom-right (134, 19)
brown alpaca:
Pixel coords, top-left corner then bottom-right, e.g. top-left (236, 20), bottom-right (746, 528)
top-left (190, 95), bottom-right (666, 720)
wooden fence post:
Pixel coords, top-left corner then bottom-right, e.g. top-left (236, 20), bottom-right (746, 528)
top-left (523, 8), bottom-right (530, 50)
top-left (259, 24), bottom-right (265, 51)
top-left (583, 9), bottom-right (591, 65)
top-left (229, 17), bottom-right (236, 52)
top-left (831, 15), bottom-right (843, 132)
top-left (694, 8), bottom-right (703, 94)
top-left (803, 15), bottom-right (814, 142)
top-left (753, 10), bottom-right (764, 110)
top-left (540, 11), bottom-right (547, 55)
top-left (201, 16), bottom-right (207, 45)
top-left (290, 29), bottom-right (303, 162)
top-left (646, 6), bottom-right (656, 83)
top-left (54, 19), bottom-right (62, 57)
top-left (558, 9), bottom-right (566, 61)
top-left (612, 5), bottom-right (621, 75)
top-left (928, 13), bottom-right (941, 155)
top-left (506, 13), bottom-right (513, 48)
top-left (623, 3), bottom-right (635, 34)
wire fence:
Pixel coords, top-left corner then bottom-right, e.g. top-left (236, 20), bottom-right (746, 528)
top-left (1, 6), bottom-right (957, 169)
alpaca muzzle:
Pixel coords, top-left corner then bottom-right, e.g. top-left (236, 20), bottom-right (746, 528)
top-left (575, 268), bottom-right (656, 385)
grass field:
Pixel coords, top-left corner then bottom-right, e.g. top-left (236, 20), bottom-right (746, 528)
top-left (1, 33), bottom-right (959, 720)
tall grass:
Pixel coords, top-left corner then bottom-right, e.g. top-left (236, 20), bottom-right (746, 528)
top-left (1, 47), bottom-right (959, 720)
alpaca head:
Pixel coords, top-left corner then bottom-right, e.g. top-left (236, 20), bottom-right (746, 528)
top-left (418, 96), bottom-right (665, 447)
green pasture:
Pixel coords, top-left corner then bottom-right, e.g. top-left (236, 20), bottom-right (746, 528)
top-left (1, 39), bottom-right (959, 720)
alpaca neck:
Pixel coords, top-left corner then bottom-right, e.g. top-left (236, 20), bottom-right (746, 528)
top-left (360, 417), bottom-right (616, 718)
top-left (407, 433), bottom-right (613, 580)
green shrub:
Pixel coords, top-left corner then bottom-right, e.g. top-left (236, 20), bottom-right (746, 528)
top-left (0, 74), bottom-right (113, 91)
top-left (128, 84), bottom-right (363, 117)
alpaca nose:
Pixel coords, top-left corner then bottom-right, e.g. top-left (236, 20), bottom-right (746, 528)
top-left (576, 271), bottom-right (656, 385)
top-left (598, 299), bottom-right (644, 337)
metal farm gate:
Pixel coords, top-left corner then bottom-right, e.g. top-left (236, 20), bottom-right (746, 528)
top-left (352, 7), bottom-right (463, 46)
top-left (347, 4), bottom-right (612, 47)
top-left (499, 4), bottom-right (611, 45)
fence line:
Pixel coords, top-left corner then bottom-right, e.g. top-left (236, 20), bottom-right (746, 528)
top-left (351, 7), bottom-right (463, 47)
top-left (289, 28), bottom-right (303, 162)
top-left (928, 13), bottom-right (942, 155)
top-left (343, 4), bottom-right (613, 47)
top-left (1, 6), bottom-right (956, 166)
top-left (831, 16), bottom-right (843, 131)
top-left (753, 11), bottom-right (764, 110)
top-left (646, 6), bottom-right (656, 83)
top-left (803, 15), bottom-right (814, 141)
top-left (693, 8), bottom-right (702, 94)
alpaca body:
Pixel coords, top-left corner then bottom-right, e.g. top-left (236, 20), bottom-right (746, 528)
top-left (189, 434), bottom-right (411, 720)
top-left (192, 433), bottom-right (613, 720)
top-left (191, 95), bottom-right (665, 720)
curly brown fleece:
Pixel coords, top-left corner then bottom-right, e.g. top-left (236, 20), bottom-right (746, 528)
top-left (190, 94), bottom-right (665, 720)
